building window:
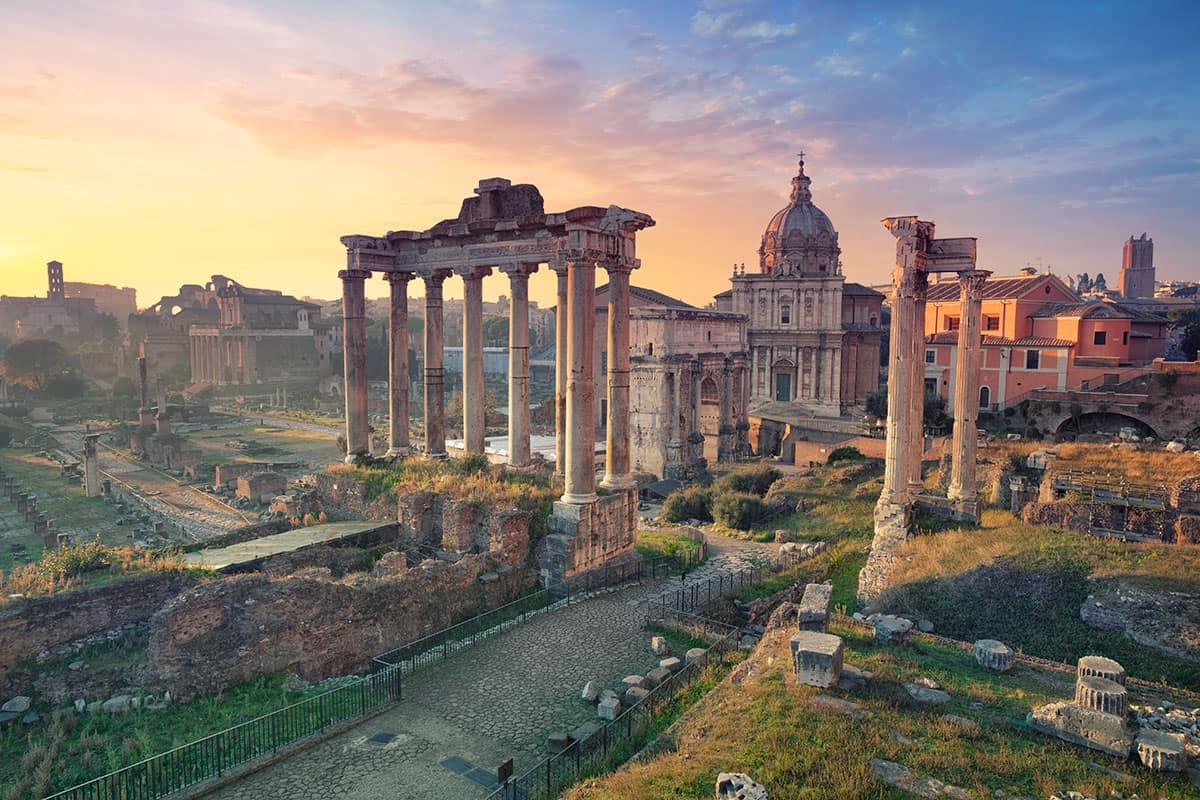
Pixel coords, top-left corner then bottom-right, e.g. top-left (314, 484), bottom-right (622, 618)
top-left (925, 349), bottom-right (935, 364)
top-left (983, 315), bottom-right (1000, 331)
top-left (924, 378), bottom-right (937, 395)
top-left (707, 330), bottom-right (712, 342)
top-left (979, 385), bottom-right (990, 409)
top-left (1122, 331), bottom-right (1129, 345)
top-left (647, 342), bottom-right (653, 356)
top-left (1025, 349), bottom-right (1040, 370)
top-left (1094, 330), bottom-right (1107, 345)
top-left (944, 316), bottom-right (960, 331)
top-left (780, 304), bottom-right (791, 325)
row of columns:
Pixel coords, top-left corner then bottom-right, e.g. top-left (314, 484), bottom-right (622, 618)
top-left (191, 334), bottom-right (257, 385)
top-left (340, 260), bottom-right (635, 504)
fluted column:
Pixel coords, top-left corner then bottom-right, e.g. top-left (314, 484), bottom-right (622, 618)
top-left (460, 266), bottom-right (491, 455)
top-left (907, 271), bottom-right (929, 496)
top-left (562, 259), bottom-right (597, 504)
top-left (948, 269), bottom-right (991, 518)
top-left (552, 264), bottom-right (568, 478)
top-left (423, 270), bottom-right (450, 459)
top-left (601, 263), bottom-right (634, 489)
top-left (504, 263), bottom-right (537, 467)
top-left (340, 267), bottom-right (371, 462)
top-left (881, 267), bottom-right (915, 503)
top-left (385, 272), bottom-right (414, 458)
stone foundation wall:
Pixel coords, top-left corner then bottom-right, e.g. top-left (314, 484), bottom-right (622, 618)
top-left (540, 489), bottom-right (638, 586)
top-left (857, 500), bottom-right (913, 605)
top-left (312, 471), bottom-right (395, 520)
top-left (0, 572), bottom-right (194, 693)
top-left (1022, 501), bottom-right (1176, 542)
top-left (148, 554), bottom-right (531, 697)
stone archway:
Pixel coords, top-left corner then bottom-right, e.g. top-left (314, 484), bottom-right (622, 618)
top-left (1056, 411), bottom-right (1159, 440)
top-left (699, 375), bottom-right (721, 463)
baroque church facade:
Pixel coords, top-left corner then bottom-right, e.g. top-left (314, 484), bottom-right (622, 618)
top-left (714, 158), bottom-right (883, 428)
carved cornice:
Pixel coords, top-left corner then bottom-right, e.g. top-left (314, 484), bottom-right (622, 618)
top-left (957, 269), bottom-right (991, 299)
top-left (422, 269), bottom-right (453, 287)
top-left (338, 268), bottom-right (372, 282)
top-left (383, 271), bottom-right (415, 284)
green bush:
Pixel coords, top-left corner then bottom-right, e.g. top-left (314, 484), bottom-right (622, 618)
top-left (39, 537), bottom-right (110, 579)
top-left (661, 487), bottom-right (714, 523)
top-left (826, 446), bottom-right (865, 465)
top-left (711, 491), bottom-right (768, 530)
top-left (715, 464), bottom-right (781, 496)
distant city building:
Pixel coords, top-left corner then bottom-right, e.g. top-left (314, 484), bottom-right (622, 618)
top-left (0, 261), bottom-right (100, 339)
top-left (1118, 233), bottom-right (1155, 299)
top-left (63, 280), bottom-right (137, 328)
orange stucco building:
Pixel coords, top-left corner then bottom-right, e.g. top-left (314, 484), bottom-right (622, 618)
top-left (922, 270), bottom-right (1168, 412)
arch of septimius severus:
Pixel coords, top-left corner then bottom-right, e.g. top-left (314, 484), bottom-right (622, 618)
top-left (858, 215), bottom-right (991, 602)
top-left (338, 178), bottom-right (654, 586)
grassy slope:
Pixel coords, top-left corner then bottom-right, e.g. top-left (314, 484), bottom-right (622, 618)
top-left (565, 623), bottom-right (1196, 800)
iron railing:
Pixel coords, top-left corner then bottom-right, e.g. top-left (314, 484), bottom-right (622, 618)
top-left (642, 564), bottom-right (767, 619)
top-left (486, 612), bottom-right (740, 800)
top-left (42, 666), bottom-right (402, 800)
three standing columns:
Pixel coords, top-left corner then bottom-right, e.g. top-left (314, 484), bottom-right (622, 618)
top-left (947, 269), bottom-right (991, 518)
top-left (385, 272), bottom-right (413, 458)
top-left (504, 263), bottom-right (538, 467)
top-left (460, 266), bottom-right (492, 455)
top-left (562, 259), bottom-right (598, 504)
top-left (553, 265), bottom-right (569, 478)
top-left (423, 270), bottom-right (451, 459)
top-left (340, 268), bottom-right (371, 462)
top-left (601, 264), bottom-right (634, 489)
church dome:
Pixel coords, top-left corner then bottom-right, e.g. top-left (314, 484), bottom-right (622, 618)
top-left (759, 157), bottom-right (840, 276)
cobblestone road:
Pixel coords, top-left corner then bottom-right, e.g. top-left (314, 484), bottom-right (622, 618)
top-left (207, 535), bottom-right (773, 800)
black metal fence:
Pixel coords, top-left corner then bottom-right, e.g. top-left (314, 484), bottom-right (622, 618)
top-left (41, 666), bottom-right (402, 800)
top-left (642, 564), bottom-right (766, 619)
top-left (486, 613), bottom-right (740, 800)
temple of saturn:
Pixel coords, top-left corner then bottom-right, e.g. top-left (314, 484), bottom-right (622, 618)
top-left (339, 178), bottom-right (654, 585)
top-left (858, 216), bottom-right (990, 602)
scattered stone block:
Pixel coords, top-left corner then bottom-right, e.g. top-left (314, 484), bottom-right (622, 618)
top-left (625, 687), bottom-right (650, 705)
top-left (904, 683), bottom-right (951, 705)
top-left (870, 758), bottom-right (970, 799)
top-left (873, 615), bottom-right (912, 645)
top-left (621, 675), bottom-right (647, 693)
top-left (1076, 655), bottom-right (1126, 686)
top-left (0, 712), bottom-right (16, 729)
top-left (1, 696), bottom-right (30, 714)
top-left (916, 619), bottom-right (934, 633)
top-left (715, 771), bottom-right (768, 800)
top-left (1074, 675), bottom-right (1127, 717)
top-left (1028, 701), bottom-right (1135, 758)
top-left (809, 694), bottom-right (867, 720)
top-left (797, 583), bottom-right (833, 632)
top-left (581, 681), bottom-right (601, 704)
top-left (101, 695), bottom-right (132, 713)
top-left (941, 714), bottom-right (980, 733)
top-left (547, 732), bottom-right (572, 754)
top-left (685, 647), bottom-right (708, 665)
top-left (597, 693), bottom-right (621, 721)
top-left (1134, 729), bottom-right (1187, 772)
top-left (21, 711), bottom-right (39, 725)
top-left (974, 639), bottom-right (1014, 671)
top-left (650, 635), bottom-right (670, 656)
top-left (73, 699), bottom-right (85, 713)
top-left (570, 721), bottom-right (603, 752)
top-left (789, 631), bottom-right (844, 689)
top-left (644, 667), bottom-right (673, 689)
top-left (837, 664), bottom-right (872, 691)
top-left (660, 656), bottom-right (683, 674)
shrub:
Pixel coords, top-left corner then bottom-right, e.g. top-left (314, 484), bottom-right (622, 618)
top-left (39, 537), bottom-right (110, 579)
top-left (43, 373), bottom-right (87, 399)
top-left (715, 464), bottom-right (781, 497)
top-left (826, 446), bottom-right (865, 465)
top-left (661, 487), bottom-right (714, 523)
top-left (711, 491), bottom-right (768, 530)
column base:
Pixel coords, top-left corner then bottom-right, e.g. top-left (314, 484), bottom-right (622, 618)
top-left (949, 495), bottom-right (981, 523)
top-left (600, 474), bottom-right (637, 491)
top-left (343, 453), bottom-right (369, 465)
top-left (385, 447), bottom-right (411, 459)
top-left (424, 451), bottom-right (448, 461)
top-left (540, 490), bottom-right (639, 589)
top-left (560, 491), bottom-right (598, 505)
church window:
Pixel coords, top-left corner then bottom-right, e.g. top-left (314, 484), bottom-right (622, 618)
top-left (780, 304), bottom-right (791, 325)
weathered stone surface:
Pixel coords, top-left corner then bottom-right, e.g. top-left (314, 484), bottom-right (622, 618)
top-left (904, 683), bottom-right (951, 705)
top-left (859, 501), bottom-right (913, 602)
top-left (685, 647), bottom-right (707, 665)
top-left (916, 619), bottom-right (934, 633)
top-left (873, 615), bottom-right (913, 645)
top-left (597, 692), bottom-right (621, 720)
top-left (797, 582), bottom-right (833, 632)
top-left (1, 696), bottom-right (30, 714)
top-left (547, 732), bottom-right (572, 753)
top-left (660, 656), bottom-right (683, 674)
top-left (941, 714), bottom-right (980, 733)
top-left (1074, 675), bottom-right (1128, 717)
top-left (644, 666), bottom-right (673, 689)
top-left (570, 721), bottom-right (604, 751)
top-left (1134, 728), bottom-right (1187, 772)
top-left (580, 680), bottom-right (601, 704)
top-left (789, 631), bottom-right (844, 689)
top-left (624, 686), bottom-right (650, 705)
top-left (650, 635), bottom-right (670, 656)
top-left (101, 694), bottom-right (132, 713)
top-left (715, 771), bottom-right (768, 800)
top-left (870, 758), bottom-right (970, 799)
top-left (974, 639), bottom-right (1014, 671)
top-left (808, 694), bottom-right (867, 720)
top-left (1028, 701), bottom-right (1135, 758)
top-left (836, 664), bottom-right (872, 691)
top-left (1075, 655), bottom-right (1127, 686)
top-left (621, 675), bottom-right (646, 693)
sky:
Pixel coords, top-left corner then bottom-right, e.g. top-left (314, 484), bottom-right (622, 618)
top-left (1, 0), bottom-right (1197, 310)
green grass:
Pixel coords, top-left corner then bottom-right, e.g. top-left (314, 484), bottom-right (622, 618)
top-left (636, 531), bottom-right (706, 569)
top-left (0, 672), bottom-right (332, 800)
top-left (565, 623), bottom-right (1197, 800)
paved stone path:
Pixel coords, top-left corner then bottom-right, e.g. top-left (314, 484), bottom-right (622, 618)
top-left (208, 535), bottom-right (775, 800)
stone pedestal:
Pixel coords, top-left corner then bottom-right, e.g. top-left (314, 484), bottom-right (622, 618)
top-left (385, 272), bottom-right (413, 458)
top-left (857, 500), bottom-right (913, 603)
top-left (797, 583), bottom-right (833, 632)
top-left (541, 489), bottom-right (639, 588)
top-left (789, 631), bottom-right (844, 688)
top-left (973, 639), bottom-right (1014, 671)
top-left (340, 268), bottom-right (371, 461)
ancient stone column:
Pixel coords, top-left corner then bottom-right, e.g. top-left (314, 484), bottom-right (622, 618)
top-left (880, 266), bottom-right (915, 504)
top-left (690, 361), bottom-right (704, 464)
top-left (423, 270), bottom-right (450, 459)
top-left (552, 263), bottom-right (568, 478)
top-left (244, 335), bottom-right (257, 384)
top-left (907, 271), bottom-right (928, 497)
top-left (82, 434), bottom-right (101, 497)
top-left (948, 270), bottom-right (990, 519)
top-left (601, 262), bottom-right (634, 489)
top-left (460, 266), bottom-right (491, 455)
top-left (562, 259), bottom-right (598, 504)
top-left (385, 272), bottom-right (413, 458)
top-left (340, 267), bottom-right (371, 462)
top-left (718, 360), bottom-right (735, 462)
top-left (666, 364), bottom-right (683, 474)
top-left (504, 263), bottom-right (537, 467)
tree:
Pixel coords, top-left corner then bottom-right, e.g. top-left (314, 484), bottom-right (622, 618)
top-left (2, 338), bottom-right (67, 390)
top-left (1075, 273), bottom-right (1092, 293)
top-left (483, 317), bottom-right (509, 347)
top-left (1170, 308), bottom-right (1200, 361)
top-left (1093, 273), bottom-right (1108, 292)
top-left (112, 376), bottom-right (137, 398)
top-left (86, 312), bottom-right (120, 343)
top-left (43, 373), bottom-right (87, 399)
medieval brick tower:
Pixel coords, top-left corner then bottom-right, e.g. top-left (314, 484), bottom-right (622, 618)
top-left (46, 260), bottom-right (64, 301)
top-left (1118, 233), bottom-right (1154, 299)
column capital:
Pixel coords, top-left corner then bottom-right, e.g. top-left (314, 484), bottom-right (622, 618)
top-left (499, 262), bottom-right (539, 278)
top-left (601, 259), bottom-right (636, 276)
top-left (456, 264), bottom-right (493, 280)
top-left (383, 270), bottom-right (416, 284)
top-left (957, 269), bottom-right (992, 297)
top-left (338, 268), bottom-right (372, 282)
top-left (422, 268), bottom-right (452, 287)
